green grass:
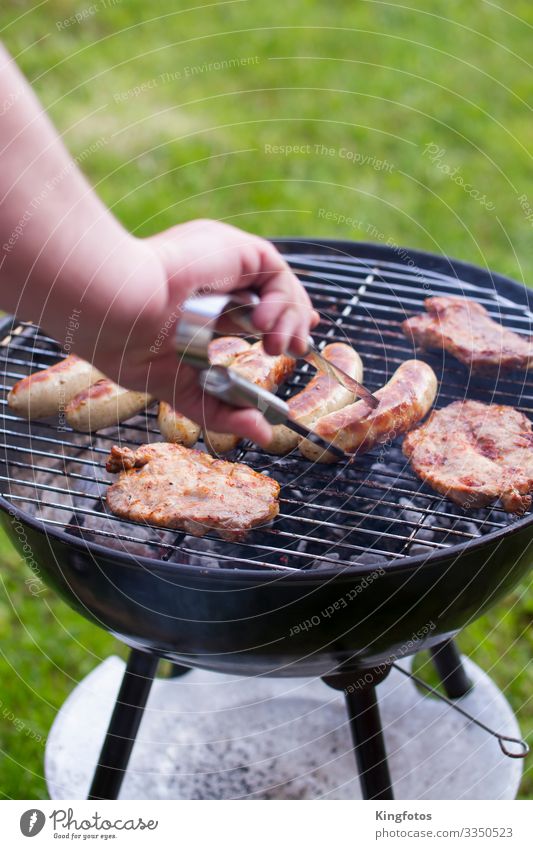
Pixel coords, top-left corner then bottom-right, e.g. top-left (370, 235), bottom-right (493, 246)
top-left (0, 0), bottom-right (532, 799)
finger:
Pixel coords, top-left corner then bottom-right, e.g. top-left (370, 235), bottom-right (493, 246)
top-left (146, 355), bottom-right (201, 405)
top-left (192, 394), bottom-right (273, 446)
top-left (251, 243), bottom-right (314, 334)
top-left (252, 281), bottom-right (300, 335)
top-left (205, 405), bottom-right (273, 446)
top-left (256, 290), bottom-right (312, 356)
top-left (262, 308), bottom-right (301, 356)
top-left (288, 318), bottom-right (312, 356)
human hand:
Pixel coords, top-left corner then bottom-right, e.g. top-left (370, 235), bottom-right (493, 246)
top-left (90, 220), bottom-right (319, 445)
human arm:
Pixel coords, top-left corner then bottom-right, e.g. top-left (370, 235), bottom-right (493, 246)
top-left (0, 44), bottom-right (318, 444)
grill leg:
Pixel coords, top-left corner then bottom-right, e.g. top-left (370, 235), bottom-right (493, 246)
top-left (344, 685), bottom-right (394, 800)
top-left (430, 639), bottom-right (472, 699)
top-left (323, 667), bottom-right (394, 800)
top-left (88, 649), bottom-right (159, 801)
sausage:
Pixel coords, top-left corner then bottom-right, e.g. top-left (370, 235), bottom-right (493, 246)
top-left (266, 343), bottom-right (363, 454)
top-left (207, 335), bottom-right (251, 366)
top-left (7, 354), bottom-right (104, 420)
top-left (66, 378), bottom-right (153, 432)
top-left (158, 337), bottom-right (252, 447)
top-left (299, 359), bottom-right (438, 463)
top-left (203, 430), bottom-right (241, 456)
top-left (204, 342), bottom-right (296, 455)
top-left (157, 402), bottom-right (201, 447)
top-left (203, 338), bottom-right (254, 454)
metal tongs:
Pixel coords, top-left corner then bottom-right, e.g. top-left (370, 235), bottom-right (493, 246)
top-left (199, 365), bottom-right (347, 460)
top-left (174, 291), bottom-right (378, 460)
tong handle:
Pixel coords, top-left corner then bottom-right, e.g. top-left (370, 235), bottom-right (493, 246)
top-left (176, 289), bottom-right (313, 365)
top-left (223, 294), bottom-right (259, 336)
top-left (175, 291), bottom-right (264, 368)
top-left (199, 366), bottom-right (290, 425)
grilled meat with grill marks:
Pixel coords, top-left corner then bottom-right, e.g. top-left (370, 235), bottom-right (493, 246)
top-left (105, 442), bottom-right (280, 540)
top-left (403, 400), bottom-right (533, 513)
top-left (266, 342), bottom-right (363, 455)
top-left (299, 359), bottom-right (437, 463)
top-left (8, 354), bottom-right (104, 419)
top-left (66, 379), bottom-right (153, 432)
top-left (402, 296), bottom-right (533, 373)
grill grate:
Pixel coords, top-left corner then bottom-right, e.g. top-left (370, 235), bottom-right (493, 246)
top-left (0, 245), bottom-right (531, 573)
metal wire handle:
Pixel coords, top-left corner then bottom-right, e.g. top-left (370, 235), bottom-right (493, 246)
top-left (392, 663), bottom-right (529, 759)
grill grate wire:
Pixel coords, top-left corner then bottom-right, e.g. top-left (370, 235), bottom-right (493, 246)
top-left (0, 249), bottom-right (531, 573)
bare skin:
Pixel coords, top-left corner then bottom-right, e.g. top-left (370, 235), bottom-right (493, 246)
top-left (0, 44), bottom-right (318, 445)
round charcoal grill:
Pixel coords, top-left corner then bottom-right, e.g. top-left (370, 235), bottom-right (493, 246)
top-left (0, 239), bottom-right (532, 800)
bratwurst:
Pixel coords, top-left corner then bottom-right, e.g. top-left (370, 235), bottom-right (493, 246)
top-left (299, 360), bottom-right (438, 462)
top-left (266, 342), bottom-right (363, 454)
top-left (7, 354), bottom-right (103, 419)
top-left (157, 402), bottom-right (200, 448)
top-left (65, 379), bottom-right (153, 432)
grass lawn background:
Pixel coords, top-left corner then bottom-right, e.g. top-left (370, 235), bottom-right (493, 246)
top-left (0, 0), bottom-right (531, 798)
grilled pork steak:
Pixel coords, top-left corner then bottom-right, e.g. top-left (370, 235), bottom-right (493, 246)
top-left (403, 400), bottom-right (533, 513)
top-left (106, 443), bottom-right (280, 540)
top-left (402, 296), bottom-right (533, 373)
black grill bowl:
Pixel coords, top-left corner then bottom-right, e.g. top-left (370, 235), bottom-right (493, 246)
top-left (1, 239), bottom-right (532, 677)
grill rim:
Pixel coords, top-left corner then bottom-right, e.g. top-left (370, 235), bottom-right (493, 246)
top-left (273, 237), bottom-right (533, 312)
top-left (1, 237), bottom-right (532, 584)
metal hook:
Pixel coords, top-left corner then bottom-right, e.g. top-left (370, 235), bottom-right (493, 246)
top-left (497, 736), bottom-right (529, 759)
top-left (392, 662), bottom-right (529, 760)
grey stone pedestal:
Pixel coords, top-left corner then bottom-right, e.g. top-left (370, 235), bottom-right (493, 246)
top-left (45, 655), bottom-right (524, 800)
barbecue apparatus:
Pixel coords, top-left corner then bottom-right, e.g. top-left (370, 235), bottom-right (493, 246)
top-left (0, 239), bottom-right (532, 801)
